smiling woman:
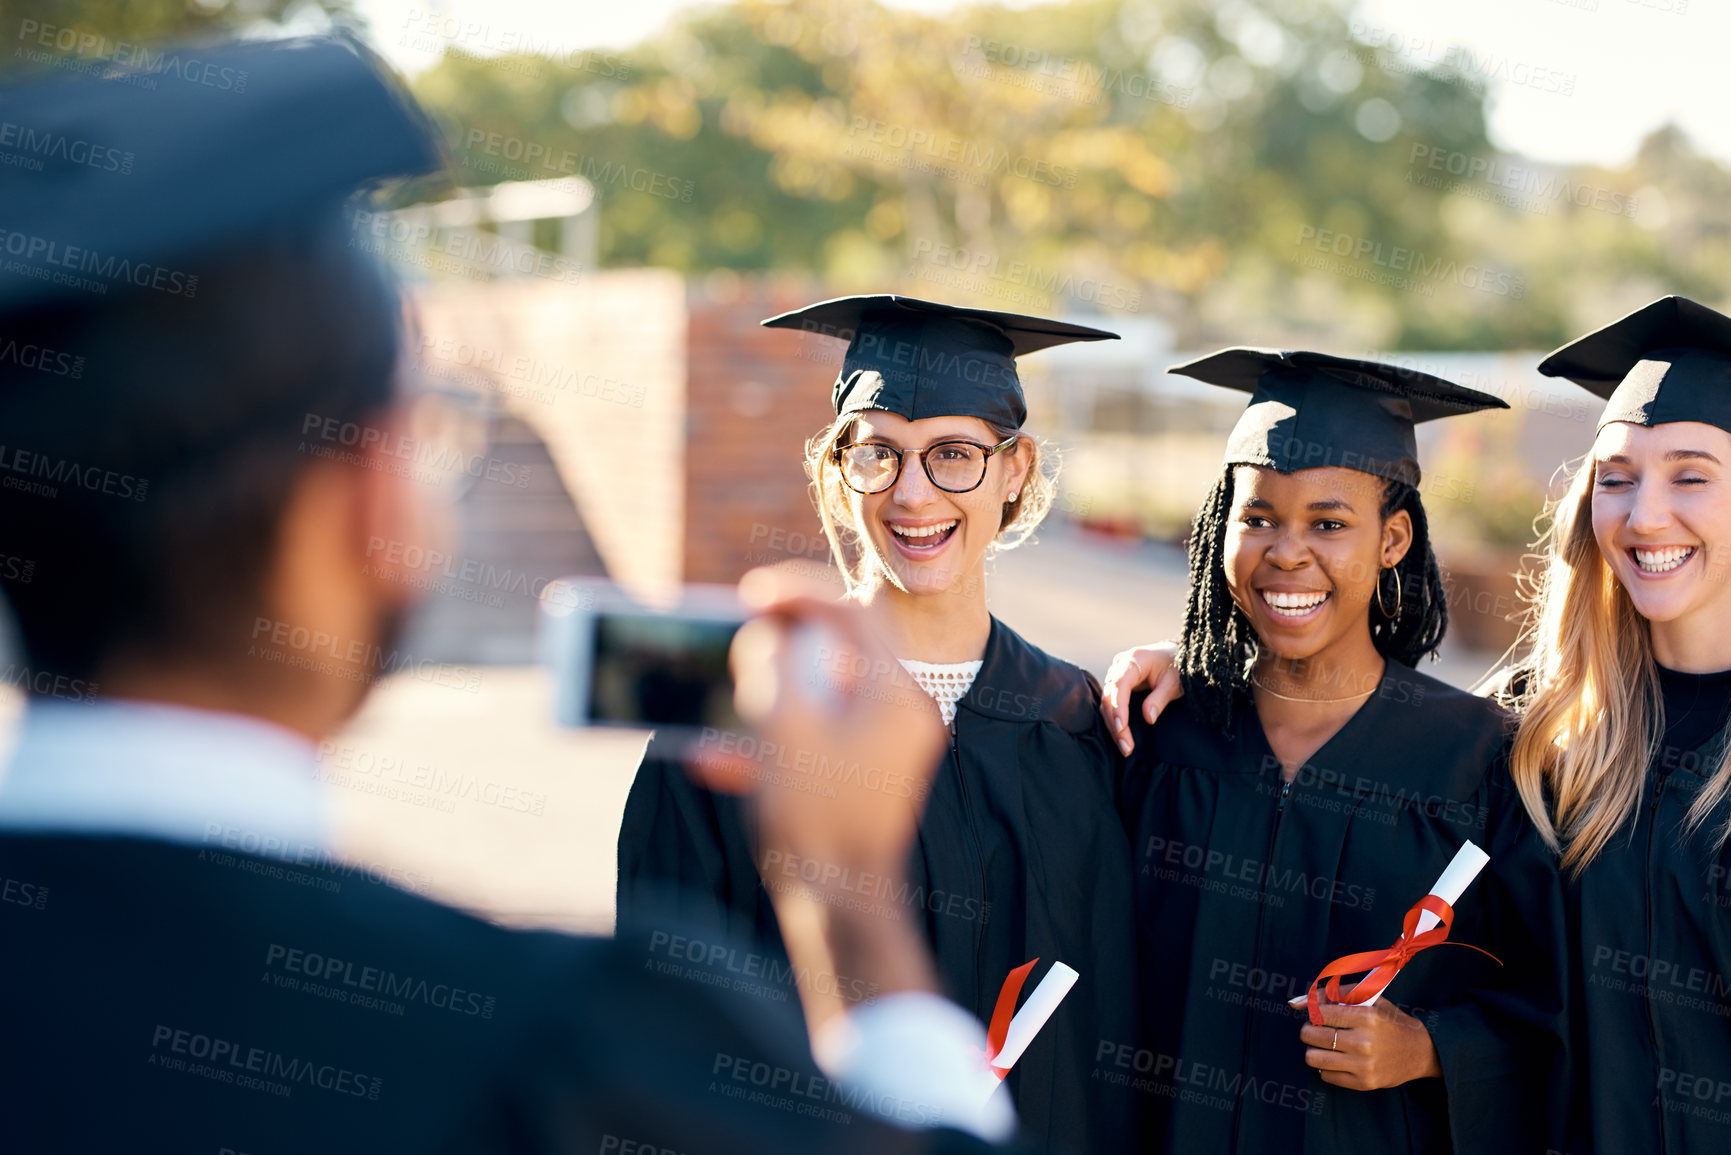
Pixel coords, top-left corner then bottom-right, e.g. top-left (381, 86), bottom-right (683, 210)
top-left (1507, 296), bottom-right (1731, 1154)
top-left (617, 295), bottom-right (1141, 1154)
top-left (1117, 349), bottom-right (1568, 1155)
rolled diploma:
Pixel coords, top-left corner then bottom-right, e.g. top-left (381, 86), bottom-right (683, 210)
top-left (1287, 840), bottom-right (1490, 1008)
top-left (976, 963), bottom-right (1079, 1105)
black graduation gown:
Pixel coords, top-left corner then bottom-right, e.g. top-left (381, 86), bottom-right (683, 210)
top-left (618, 616), bottom-right (1140, 1154)
top-left (0, 833), bottom-right (1008, 1155)
top-left (1568, 688), bottom-right (1731, 1153)
top-left (1117, 668), bottom-right (1567, 1155)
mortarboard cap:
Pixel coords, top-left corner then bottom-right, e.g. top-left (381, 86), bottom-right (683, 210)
top-left (1170, 348), bottom-right (1508, 487)
top-left (0, 35), bottom-right (443, 313)
top-left (761, 294), bottom-right (1118, 429)
top-left (1537, 296), bottom-right (1731, 434)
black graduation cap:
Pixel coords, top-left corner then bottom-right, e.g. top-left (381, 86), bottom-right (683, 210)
top-left (761, 294), bottom-right (1118, 428)
top-left (0, 35), bottom-right (442, 312)
top-left (1170, 348), bottom-right (1508, 487)
top-left (1537, 296), bottom-right (1731, 433)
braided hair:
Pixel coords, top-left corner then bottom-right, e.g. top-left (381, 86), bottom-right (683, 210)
top-left (1178, 466), bottom-right (1450, 734)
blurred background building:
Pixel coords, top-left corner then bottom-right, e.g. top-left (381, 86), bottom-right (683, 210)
top-left (3, 0), bottom-right (1719, 932)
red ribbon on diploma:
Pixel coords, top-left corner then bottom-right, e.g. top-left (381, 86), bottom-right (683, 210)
top-left (1305, 894), bottom-right (1501, 1027)
top-left (981, 958), bottom-right (1040, 1080)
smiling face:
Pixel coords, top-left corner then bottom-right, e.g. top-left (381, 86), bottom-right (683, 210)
top-left (1590, 421), bottom-right (1731, 639)
top-left (844, 411), bottom-right (1030, 597)
top-left (1223, 464), bottom-right (1412, 667)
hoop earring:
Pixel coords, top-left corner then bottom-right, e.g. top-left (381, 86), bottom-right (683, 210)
top-left (1375, 566), bottom-right (1403, 620)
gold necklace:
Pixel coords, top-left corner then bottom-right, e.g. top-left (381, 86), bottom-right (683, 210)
top-left (1249, 676), bottom-right (1378, 705)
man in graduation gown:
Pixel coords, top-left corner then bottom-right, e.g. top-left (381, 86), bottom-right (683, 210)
top-left (619, 296), bottom-right (1141, 1153)
top-left (0, 37), bottom-right (1021, 1154)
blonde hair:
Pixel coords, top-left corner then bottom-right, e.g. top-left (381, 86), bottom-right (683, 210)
top-left (802, 413), bottom-right (1059, 593)
top-left (1507, 457), bottom-right (1731, 873)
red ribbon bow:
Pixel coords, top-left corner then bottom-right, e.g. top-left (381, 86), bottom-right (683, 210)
top-left (981, 958), bottom-right (1040, 1080)
top-left (1305, 895), bottom-right (1501, 1026)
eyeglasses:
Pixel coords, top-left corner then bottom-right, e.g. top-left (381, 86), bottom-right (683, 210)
top-left (833, 435), bottom-right (1018, 495)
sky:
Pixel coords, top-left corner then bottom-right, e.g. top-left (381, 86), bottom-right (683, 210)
top-left (357, 0), bottom-right (1726, 169)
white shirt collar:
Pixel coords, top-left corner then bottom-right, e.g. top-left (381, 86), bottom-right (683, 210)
top-left (0, 697), bottom-right (328, 855)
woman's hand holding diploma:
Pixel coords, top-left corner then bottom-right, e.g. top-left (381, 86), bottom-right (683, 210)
top-left (1299, 995), bottom-right (1443, 1090)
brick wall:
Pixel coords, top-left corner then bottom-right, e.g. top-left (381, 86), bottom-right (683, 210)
top-left (682, 277), bottom-right (843, 587)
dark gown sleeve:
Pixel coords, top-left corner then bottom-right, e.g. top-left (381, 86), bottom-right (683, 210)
top-left (1421, 763), bottom-right (1569, 1155)
top-left (615, 732), bottom-right (787, 957)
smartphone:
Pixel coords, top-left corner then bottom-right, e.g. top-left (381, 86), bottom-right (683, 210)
top-left (541, 578), bottom-right (746, 740)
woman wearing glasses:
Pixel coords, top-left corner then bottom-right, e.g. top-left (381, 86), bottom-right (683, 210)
top-left (618, 295), bottom-right (1139, 1153)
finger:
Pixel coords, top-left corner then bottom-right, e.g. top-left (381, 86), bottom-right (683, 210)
top-left (1302, 1047), bottom-right (1358, 1073)
top-left (1144, 665), bottom-right (1184, 725)
top-left (1313, 1000), bottom-right (1378, 1030)
top-left (688, 747), bottom-right (760, 796)
top-left (1101, 659), bottom-right (1141, 755)
top-left (1318, 1069), bottom-right (1367, 1090)
top-left (1298, 1024), bottom-right (1361, 1053)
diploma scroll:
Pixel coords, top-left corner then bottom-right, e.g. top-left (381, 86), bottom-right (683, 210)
top-left (1288, 841), bottom-right (1492, 1013)
top-left (975, 960), bottom-right (1078, 1105)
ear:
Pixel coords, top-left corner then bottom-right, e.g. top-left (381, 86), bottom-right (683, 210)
top-left (353, 405), bottom-right (453, 612)
top-left (1381, 507), bottom-right (1414, 569)
top-left (1001, 435), bottom-right (1033, 501)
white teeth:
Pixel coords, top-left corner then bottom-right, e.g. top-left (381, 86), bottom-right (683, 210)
top-left (890, 521), bottom-right (957, 540)
top-left (1634, 547), bottom-right (1695, 574)
top-left (1261, 590), bottom-right (1329, 617)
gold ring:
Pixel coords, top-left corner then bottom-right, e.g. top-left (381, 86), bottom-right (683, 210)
top-left (1126, 657), bottom-right (1146, 680)
top-left (1331, 1029), bottom-right (1339, 1052)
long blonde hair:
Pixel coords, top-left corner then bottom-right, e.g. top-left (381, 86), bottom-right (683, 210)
top-left (1507, 457), bottom-right (1731, 873)
top-left (803, 413), bottom-right (1058, 593)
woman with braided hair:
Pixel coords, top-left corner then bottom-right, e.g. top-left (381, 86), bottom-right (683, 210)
top-left (1108, 349), bottom-right (1566, 1155)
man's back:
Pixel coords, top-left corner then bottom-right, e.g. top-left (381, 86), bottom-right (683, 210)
top-left (0, 832), bottom-right (971, 1154)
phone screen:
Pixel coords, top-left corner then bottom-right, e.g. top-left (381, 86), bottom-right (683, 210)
top-left (588, 612), bottom-right (743, 729)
